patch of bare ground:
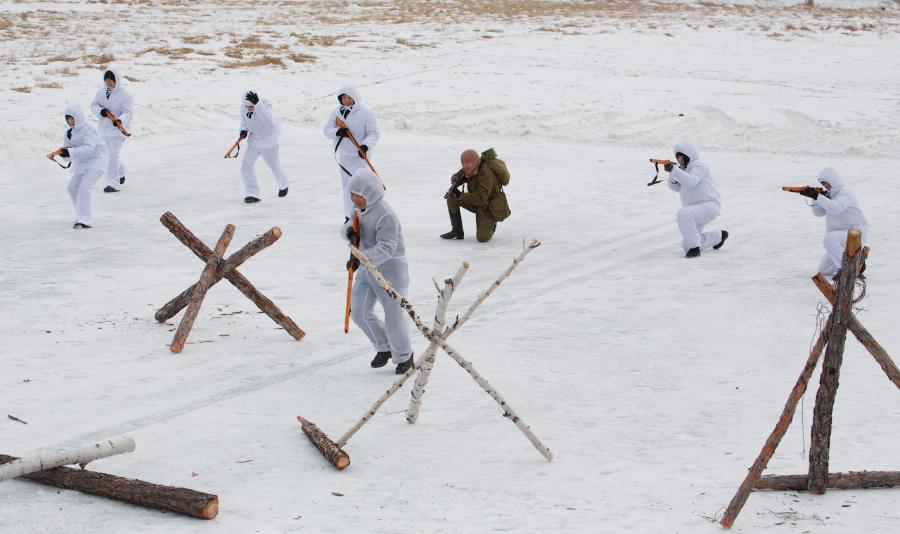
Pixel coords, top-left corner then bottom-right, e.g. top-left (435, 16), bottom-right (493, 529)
top-left (222, 56), bottom-right (286, 69)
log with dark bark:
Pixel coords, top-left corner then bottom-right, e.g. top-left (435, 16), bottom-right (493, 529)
top-left (157, 212), bottom-right (305, 341)
top-left (297, 416), bottom-right (349, 470)
top-left (155, 227), bottom-right (282, 323)
top-left (0, 454), bottom-right (218, 519)
top-left (811, 272), bottom-right (900, 390)
top-left (755, 470), bottom-right (900, 491)
top-left (720, 322), bottom-right (832, 528)
top-left (807, 229), bottom-right (862, 494)
top-left (170, 224), bottom-right (235, 353)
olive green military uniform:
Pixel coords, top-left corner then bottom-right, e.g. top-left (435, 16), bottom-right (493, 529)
top-left (447, 154), bottom-right (510, 242)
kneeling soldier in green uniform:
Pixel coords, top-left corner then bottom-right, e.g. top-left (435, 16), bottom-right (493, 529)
top-left (441, 148), bottom-right (511, 242)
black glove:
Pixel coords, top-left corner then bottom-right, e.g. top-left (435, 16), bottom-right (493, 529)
top-left (100, 108), bottom-right (110, 118)
top-left (346, 256), bottom-right (361, 271)
top-left (358, 145), bottom-right (368, 159)
top-left (59, 148), bottom-right (70, 158)
top-left (664, 162), bottom-right (674, 172)
top-left (336, 127), bottom-right (349, 138)
top-left (239, 130), bottom-right (248, 140)
top-left (245, 91), bottom-right (259, 104)
top-left (450, 188), bottom-right (461, 199)
top-left (345, 225), bottom-right (358, 243)
top-left (799, 186), bottom-right (819, 200)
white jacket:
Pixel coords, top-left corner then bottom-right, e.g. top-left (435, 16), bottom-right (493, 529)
top-left (90, 67), bottom-right (133, 140)
top-left (667, 140), bottom-right (721, 207)
top-left (240, 92), bottom-right (281, 149)
top-left (323, 84), bottom-right (380, 169)
top-left (62, 102), bottom-right (107, 173)
top-left (812, 167), bottom-right (869, 234)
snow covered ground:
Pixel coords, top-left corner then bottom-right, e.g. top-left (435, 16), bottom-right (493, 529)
top-left (1, 1), bottom-right (899, 533)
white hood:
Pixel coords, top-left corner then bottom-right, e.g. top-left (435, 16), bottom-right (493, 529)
top-left (64, 102), bottom-right (88, 132)
top-left (674, 140), bottom-right (700, 164)
top-left (337, 83), bottom-right (363, 106)
top-left (817, 167), bottom-right (845, 195)
top-left (102, 66), bottom-right (126, 91)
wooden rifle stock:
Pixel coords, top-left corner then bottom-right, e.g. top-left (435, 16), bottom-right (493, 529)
top-left (649, 158), bottom-right (675, 165)
top-left (224, 138), bottom-right (242, 159)
top-left (104, 110), bottom-right (131, 137)
top-left (335, 117), bottom-right (385, 190)
top-left (782, 186), bottom-right (826, 194)
top-left (344, 212), bottom-right (361, 333)
top-left (647, 158), bottom-right (675, 186)
top-left (46, 148), bottom-right (64, 159)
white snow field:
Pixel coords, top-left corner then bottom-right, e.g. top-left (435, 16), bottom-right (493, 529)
top-left (1, 1), bottom-right (899, 533)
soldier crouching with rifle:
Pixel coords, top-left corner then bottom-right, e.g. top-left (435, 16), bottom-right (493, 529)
top-left (441, 148), bottom-right (511, 242)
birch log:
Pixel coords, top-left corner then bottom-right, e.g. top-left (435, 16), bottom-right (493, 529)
top-left (0, 436), bottom-right (136, 482)
top-left (720, 323), bottom-right (832, 529)
top-left (158, 212), bottom-right (305, 340)
top-left (0, 454), bottom-right (218, 519)
top-left (297, 416), bottom-right (350, 470)
top-left (755, 470), bottom-right (900, 491)
top-left (811, 272), bottom-right (900, 390)
top-left (170, 224), bottom-right (235, 353)
top-left (406, 263), bottom-right (469, 424)
top-left (349, 245), bottom-right (553, 462)
top-left (808, 228), bottom-right (862, 494)
top-left (155, 227), bottom-right (282, 322)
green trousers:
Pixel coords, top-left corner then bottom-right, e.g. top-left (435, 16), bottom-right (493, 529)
top-left (447, 196), bottom-right (496, 243)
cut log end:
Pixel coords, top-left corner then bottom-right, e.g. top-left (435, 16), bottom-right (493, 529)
top-left (845, 228), bottom-right (862, 258)
top-left (271, 227), bottom-right (282, 239)
top-left (201, 497), bottom-right (219, 519)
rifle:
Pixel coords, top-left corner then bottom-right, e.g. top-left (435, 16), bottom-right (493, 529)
top-left (344, 212), bottom-right (361, 334)
top-left (335, 117), bottom-right (386, 190)
top-left (102, 110), bottom-right (131, 137)
top-left (444, 175), bottom-right (465, 199)
top-left (647, 158), bottom-right (676, 186)
top-left (783, 186), bottom-right (825, 195)
top-left (224, 137), bottom-right (242, 159)
top-left (46, 148), bottom-right (71, 169)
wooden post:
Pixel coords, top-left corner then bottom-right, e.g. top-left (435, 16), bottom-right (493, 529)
top-left (297, 417), bottom-right (350, 470)
top-left (158, 212), bottom-right (305, 341)
top-left (0, 455), bottom-right (218, 519)
top-left (807, 229), bottom-right (862, 494)
top-left (720, 325), bottom-right (831, 528)
top-left (0, 437), bottom-right (136, 483)
top-left (350, 244), bottom-right (553, 462)
top-left (755, 470), bottom-right (900, 491)
top-left (811, 271), bottom-right (900, 390)
top-left (170, 225), bottom-right (235, 353)
top-left (155, 227), bottom-right (282, 322)
top-left (406, 263), bottom-right (469, 424)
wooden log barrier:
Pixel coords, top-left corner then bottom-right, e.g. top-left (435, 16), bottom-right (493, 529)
top-left (0, 455), bottom-right (218, 519)
top-left (755, 470), bottom-right (900, 491)
top-left (297, 417), bottom-right (350, 470)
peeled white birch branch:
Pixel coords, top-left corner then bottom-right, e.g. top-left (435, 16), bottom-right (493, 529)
top-left (0, 436), bottom-right (136, 483)
top-left (406, 262), bottom-right (469, 424)
top-left (349, 245), bottom-right (553, 462)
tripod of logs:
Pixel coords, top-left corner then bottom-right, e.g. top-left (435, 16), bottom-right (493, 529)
top-left (155, 212), bottom-right (305, 353)
top-left (721, 228), bottom-right (900, 529)
top-left (298, 240), bottom-right (553, 470)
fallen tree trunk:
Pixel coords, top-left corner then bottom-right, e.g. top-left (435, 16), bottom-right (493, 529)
top-left (755, 470), bottom-right (900, 491)
top-left (0, 454), bottom-right (218, 519)
top-left (297, 416), bottom-right (350, 470)
top-left (0, 436), bottom-right (135, 482)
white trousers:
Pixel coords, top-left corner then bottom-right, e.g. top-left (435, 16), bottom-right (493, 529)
top-left (817, 228), bottom-right (869, 276)
top-left (241, 144), bottom-right (289, 198)
top-left (350, 269), bottom-right (412, 363)
top-left (67, 169), bottom-right (102, 225)
top-left (337, 156), bottom-right (367, 218)
top-left (104, 136), bottom-right (126, 188)
top-left (676, 201), bottom-right (722, 251)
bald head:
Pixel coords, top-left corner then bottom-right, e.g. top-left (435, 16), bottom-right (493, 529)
top-left (461, 149), bottom-right (481, 177)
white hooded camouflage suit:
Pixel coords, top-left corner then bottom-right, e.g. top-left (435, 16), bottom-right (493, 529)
top-left (62, 102), bottom-right (108, 226)
top-left (811, 167), bottom-right (869, 276)
top-left (239, 91), bottom-right (289, 199)
top-left (341, 168), bottom-right (411, 364)
top-left (667, 140), bottom-right (724, 252)
top-left (90, 67), bottom-right (132, 189)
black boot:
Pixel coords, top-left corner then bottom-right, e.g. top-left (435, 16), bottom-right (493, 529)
top-left (244, 196), bottom-right (260, 203)
top-left (371, 351), bottom-right (391, 368)
top-left (395, 352), bottom-right (414, 375)
top-left (713, 230), bottom-right (729, 250)
top-left (440, 210), bottom-right (464, 240)
top-left (278, 187), bottom-right (288, 198)
top-left (685, 247), bottom-right (701, 258)
top-left (103, 186), bottom-right (119, 193)
top-left (119, 176), bottom-right (125, 185)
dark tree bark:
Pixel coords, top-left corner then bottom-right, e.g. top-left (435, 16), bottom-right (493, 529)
top-left (297, 416), bottom-right (350, 470)
top-left (755, 471), bottom-right (900, 491)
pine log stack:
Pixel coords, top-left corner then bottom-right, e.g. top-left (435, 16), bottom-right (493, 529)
top-left (0, 455), bottom-right (218, 519)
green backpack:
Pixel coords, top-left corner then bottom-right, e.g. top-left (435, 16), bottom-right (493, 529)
top-left (482, 148), bottom-right (510, 186)
top-left (482, 148), bottom-right (511, 221)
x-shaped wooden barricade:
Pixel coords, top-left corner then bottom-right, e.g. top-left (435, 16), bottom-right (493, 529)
top-left (155, 212), bottom-right (305, 353)
top-left (721, 229), bottom-right (900, 528)
top-left (297, 240), bottom-right (552, 470)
